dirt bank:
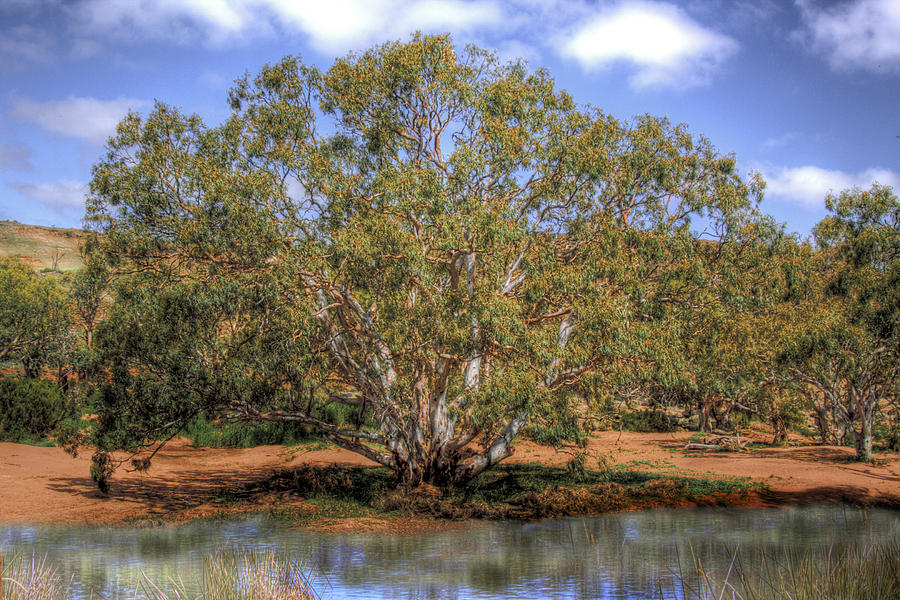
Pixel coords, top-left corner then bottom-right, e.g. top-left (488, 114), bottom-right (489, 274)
top-left (1, 432), bottom-right (898, 526)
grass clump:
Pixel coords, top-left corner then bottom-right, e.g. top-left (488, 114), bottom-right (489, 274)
top-left (1, 553), bottom-right (68, 600)
top-left (141, 550), bottom-right (316, 600)
top-left (668, 538), bottom-right (900, 600)
top-left (2, 550), bottom-right (317, 600)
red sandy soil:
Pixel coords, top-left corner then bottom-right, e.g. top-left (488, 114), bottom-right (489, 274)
top-left (1, 432), bottom-right (898, 527)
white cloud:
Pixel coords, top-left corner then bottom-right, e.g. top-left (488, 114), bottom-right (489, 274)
top-left (76, 0), bottom-right (250, 45)
top-left (0, 25), bottom-right (53, 65)
top-left (73, 0), bottom-right (503, 52)
top-left (762, 165), bottom-right (900, 209)
top-left (10, 96), bottom-right (145, 145)
top-left (796, 0), bottom-right (900, 73)
top-left (14, 180), bottom-right (88, 212)
top-left (558, 1), bottom-right (738, 89)
top-left (253, 1), bottom-right (395, 51)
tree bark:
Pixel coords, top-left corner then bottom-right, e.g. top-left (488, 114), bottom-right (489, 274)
top-left (853, 396), bottom-right (876, 462)
top-left (699, 397), bottom-right (713, 433)
top-left (771, 415), bottom-right (787, 445)
top-left (854, 418), bottom-right (873, 462)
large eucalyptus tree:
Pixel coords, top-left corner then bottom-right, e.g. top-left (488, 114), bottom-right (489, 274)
top-left (87, 35), bottom-right (762, 486)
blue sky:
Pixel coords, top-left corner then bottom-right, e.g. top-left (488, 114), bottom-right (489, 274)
top-left (1, 0), bottom-right (898, 236)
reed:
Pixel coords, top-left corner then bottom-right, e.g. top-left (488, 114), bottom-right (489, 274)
top-left (3, 539), bottom-right (896, 599)
top-left (0, 553), bottom-right (68, 600)
top-left (1, 550), bottom-right (316, 600)
top-left (669, 538), bottom-right (900, 600)
top-left (141, 551), bottom-right (316, 600)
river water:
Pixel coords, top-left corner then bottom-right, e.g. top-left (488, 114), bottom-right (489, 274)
top-left (1, 505), bottom-right (898, 599)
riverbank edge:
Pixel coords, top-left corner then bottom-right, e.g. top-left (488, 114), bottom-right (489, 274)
top-left (299, 490), bottom-right (900, 535)
top-left (3, 434), bottom-right (898, 530)
top-left (105, 465), bottom-right (900, 535)
top-left (3, 480), bottom-right (898, 534)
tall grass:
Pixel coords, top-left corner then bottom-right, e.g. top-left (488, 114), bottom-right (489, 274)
top-left (3, 539), bottom-right (896, 599)
top-left (1, 550), bottom-right (316, 600)
top-left (669, 539), bottom-right (900, 600)
top-left (1, 553), bottom-right (69, 600)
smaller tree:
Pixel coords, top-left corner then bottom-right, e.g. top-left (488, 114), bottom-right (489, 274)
top-left (783, 184), bottom-right (899, 461)
top-left (0, 257), bottom-right (75, 379)
top-left (647, 215), bottom-right (801, 437)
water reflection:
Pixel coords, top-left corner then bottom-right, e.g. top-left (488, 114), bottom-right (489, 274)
top-left (1, 506), bottom-right (897, 599)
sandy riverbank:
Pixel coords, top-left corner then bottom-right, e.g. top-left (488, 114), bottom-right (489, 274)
top-left (1, 431), bottom-right (897, 528)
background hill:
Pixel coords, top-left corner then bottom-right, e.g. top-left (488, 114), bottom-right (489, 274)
top-left (0, 220), bottom-right (86, 272)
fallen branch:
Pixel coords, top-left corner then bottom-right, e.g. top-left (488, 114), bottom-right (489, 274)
top-left (685, 433), bottom-right (748, 451)
top-left (684, 443), bottom-right (722, 450)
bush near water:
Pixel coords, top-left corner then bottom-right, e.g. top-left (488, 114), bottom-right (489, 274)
top-left (0, 377), bottom-right (72, 443)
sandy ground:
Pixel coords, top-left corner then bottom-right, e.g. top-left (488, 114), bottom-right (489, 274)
top-left (1, 432), bottom-right (898, 526)
top-left (579, 432), bottom-right (900, 507)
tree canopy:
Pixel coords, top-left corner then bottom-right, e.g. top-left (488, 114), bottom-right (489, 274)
top-left (778, 184), bottom-right (899, 461)
top-left (86, 34), bottom-right (780, 486)
top-left (0, 257), bottom-right (74, 379)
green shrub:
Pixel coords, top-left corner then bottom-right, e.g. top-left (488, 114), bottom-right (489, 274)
top-left (183, 414), bottom-right (318, 449)
top-left (90, 450), bottom-right (115, 494)
top-left (619, 408), bottom-right (675, 433)
top-left (873, 416), bottom-right (900, 453)
top-left (731, 409), bottom-right (751, 428)
top-left (886, 431), bottom-right (900, 453)
top-left (0, 377), bottom-right (70, 442)
top-left (183, 400), bottom-right (373, 449)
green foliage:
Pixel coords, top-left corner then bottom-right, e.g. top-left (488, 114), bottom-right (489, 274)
top-left (778, 184), bottom-right (899, 461)
top-left (182, 415), bottom-right (316, 448)
top-left (85, 33), bottom-right (771, 486)
top-left (0, 257), bottom-right (75, 377)
top-left (873, 412), bottom-right (900, 452)
top-left (730, 409), bottom-right (751, 428)
top-left (0, 377), bottom-right (71, 442)
top-left (565, 451), bottom-right (590, 481)
top-left (248, 462), bottom-right (758, 522)
top-left (619, 408), bottom-right (676, 432)
top-left (90, 451), bottom-right (115, 494)
top-left (68, 237), bottom-right (111, 351)
top-left (884, 430), bottom-right (900, 452)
